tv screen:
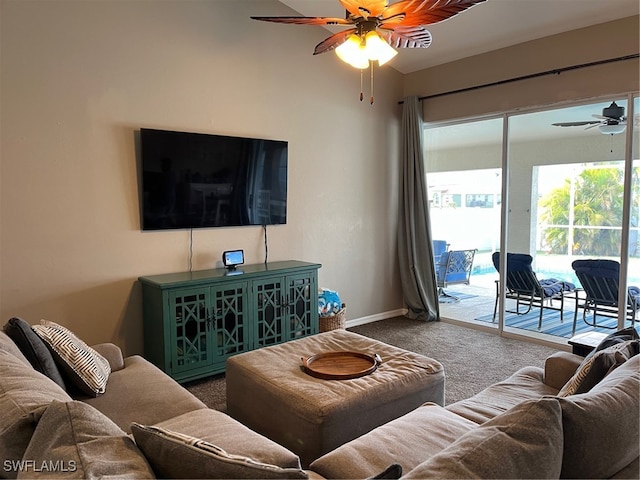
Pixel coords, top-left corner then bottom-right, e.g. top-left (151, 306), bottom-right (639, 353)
top-left (140, 128), bottom-right (287, 230)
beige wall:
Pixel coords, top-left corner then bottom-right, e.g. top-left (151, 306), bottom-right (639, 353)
top-left (404, 16), bottom-right (639, 122)
top-left (0, 0), bottom-right (404, 355)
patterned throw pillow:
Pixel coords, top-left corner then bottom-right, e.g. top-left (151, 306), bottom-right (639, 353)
top-left (131, 424), bottom-right (308, 479)
top-left (32, 320), bottom-right (111, 397)
top-left (558, 340), bottom-right (638, 397)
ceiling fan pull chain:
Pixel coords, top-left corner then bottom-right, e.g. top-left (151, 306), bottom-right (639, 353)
top-left (370, 61), bottom-right (374, 105)
top-left (360, 69), bottom-right (364, 102)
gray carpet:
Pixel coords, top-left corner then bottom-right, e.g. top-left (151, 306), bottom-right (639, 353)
top-left (184, 317), bottom-right (559, 410)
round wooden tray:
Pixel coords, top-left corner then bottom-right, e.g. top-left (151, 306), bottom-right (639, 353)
top-left (301, 351), bottom-right (382, 380)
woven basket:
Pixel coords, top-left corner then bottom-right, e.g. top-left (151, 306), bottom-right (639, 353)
top-left (319, 304), bottom-right (346, 333)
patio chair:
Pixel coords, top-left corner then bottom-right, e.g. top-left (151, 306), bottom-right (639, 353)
top-left (492, 252), bottom-right (576, 330)
top-left (571, 259), bottom-right (640, 333)
top-left (436, 249), bottom-right (476, 302)
top-left (432, 240), bottom-right (448, 267)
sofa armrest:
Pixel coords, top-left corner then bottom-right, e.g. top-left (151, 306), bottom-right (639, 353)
top-left (543, 351), bottom-right (583, 390)
top-left (92, 343), bottom-right (125, 371)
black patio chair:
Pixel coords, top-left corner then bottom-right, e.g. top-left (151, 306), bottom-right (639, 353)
top-left (571, 259), bottom-right (640, 333)
top-left (492, 252), bottom-right (575, 330)
top-left (436, 249), bottom-right (476, 302)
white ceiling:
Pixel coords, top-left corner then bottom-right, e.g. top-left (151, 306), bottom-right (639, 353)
top-left (278, 0), bottom-right (640, 74)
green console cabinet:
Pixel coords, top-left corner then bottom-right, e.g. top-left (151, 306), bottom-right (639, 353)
top-left (139, 260), bottom-right (321, 382)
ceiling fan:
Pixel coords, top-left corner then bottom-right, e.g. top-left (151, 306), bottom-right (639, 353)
top-left (552, 102), bottom-right (628, 135)
top-left (252, 0), bottom-right (486, 103)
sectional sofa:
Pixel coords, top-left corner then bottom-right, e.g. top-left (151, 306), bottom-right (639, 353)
top-left (1, 317), bottom-right (638, 479)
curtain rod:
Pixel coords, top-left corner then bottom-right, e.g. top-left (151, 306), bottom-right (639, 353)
top-left (398, 53), bottom-right (639, 104)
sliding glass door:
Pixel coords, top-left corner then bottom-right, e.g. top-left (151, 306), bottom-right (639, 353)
top-left (425, 118), bottom-right (503, 325)
top-left (426, 95), bottom-right (639, 343)
top-left (508, 99), bottom-right (631, 339)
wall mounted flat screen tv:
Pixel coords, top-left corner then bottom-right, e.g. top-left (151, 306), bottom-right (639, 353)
top-left (140, 128), bottom-right (287, 230)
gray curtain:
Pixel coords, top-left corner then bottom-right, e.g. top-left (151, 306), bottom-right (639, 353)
top-left (397, 96), bottom-right (439, 321)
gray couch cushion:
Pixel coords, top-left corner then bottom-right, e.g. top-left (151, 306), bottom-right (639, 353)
top-left (3, 317), bottom-right (67, 390)
top-left (402, 397), bottom-right (564, 479)
top-left (131, 423), bottom-right (308, 479)
top-left (558, 354), bottom-right (639, 479)
top-left (81, 355), bottom-right (206, 432)
top-left (0, 348), bottom-right (72, 478)
top-left (18, 401), bottom-right (154, 479)
top-left (446, 366), bottom-right (558, 424)
top-left (0, 330), bottom-right (32, 365)
top-left (309, 403), bottom-right (477, 479)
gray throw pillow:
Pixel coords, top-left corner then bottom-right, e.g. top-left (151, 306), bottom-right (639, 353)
top-left (3, 317), bottom-right (66, 390)
top-left (19, 401), bottom-right (154, 479)
top-left (402, 397), bottom-right (564, 479)
top-left (131, 423), bottom-right (309, 479)
top-left (0, 349), bottom-right (72, 479)
top-left (153, 408), bottom-right (304, 469)
top-left (558, 356), bottom-right (639, 479)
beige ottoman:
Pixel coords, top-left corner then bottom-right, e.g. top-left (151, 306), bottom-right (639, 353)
top-left (226, 329), bottom-right (445, 466)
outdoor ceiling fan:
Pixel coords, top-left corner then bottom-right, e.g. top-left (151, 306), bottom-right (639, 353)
top-left (252, 0), bottom-right (486, 104)
top-left (552, 102), bottom-right (628, 135)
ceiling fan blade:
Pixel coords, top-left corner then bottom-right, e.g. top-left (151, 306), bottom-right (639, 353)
top-left (250, 16), bottom-right (352, 26)
top-left (339, 0), bottom-right (389, 18)
top-left (382, 0), bottom-right (487, 28)
top-left (594, 115), bottom-right (626, 123)
top-left (552, 121), bottom-right (602, 127)
top-left (382, 27), bottom-right (432, 49)
top-left (378, 12), bottom-right (406, 26)
top-left (584, 123), bottom-right (602, 130)
top-left (313, 28), bottom-right (357, 55)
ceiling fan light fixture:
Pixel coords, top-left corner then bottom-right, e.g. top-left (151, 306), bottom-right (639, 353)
top-left (335, 31), bottom-right (398, 69)
top-left (363, 31), bottom-right (398, 66)
top-left (599, 123), bottom-right (626, 135)
top-left (335, 34), bottom-right (369, 69)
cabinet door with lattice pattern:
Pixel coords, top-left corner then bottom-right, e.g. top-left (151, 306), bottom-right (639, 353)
top-left (210, 281), bottom-right (249, 361)
top-left (253, 278), bottom-right (286, 347)
top-left (286, 272), bottom-right (318, 340)
top-left (168, 287), bottom-right (214, 376)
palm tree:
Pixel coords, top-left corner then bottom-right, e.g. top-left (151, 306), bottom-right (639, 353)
top-left (539, 166), bottom-right (638, 257)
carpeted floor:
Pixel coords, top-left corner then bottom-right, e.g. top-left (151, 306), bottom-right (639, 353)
top-left (183, 317), bottom-right (560, 410)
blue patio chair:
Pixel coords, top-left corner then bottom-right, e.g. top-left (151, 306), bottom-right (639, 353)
top-left (571, 259), bottom-right (640, 333)
top-left (492, 252), bottom-right (576, 330)
top-left (437, 249), bottom-right (476, 302)
top-left (432, 240), bottom-right (449, 267)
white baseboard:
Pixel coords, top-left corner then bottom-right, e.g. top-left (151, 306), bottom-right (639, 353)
top-left (345, 309), bottom-right (408, 328)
